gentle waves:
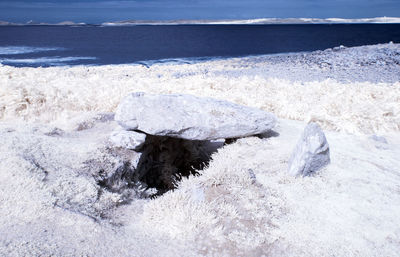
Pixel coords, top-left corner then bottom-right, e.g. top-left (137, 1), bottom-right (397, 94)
top-left (0, 24), bottom-right (399, 67)
top-left (0, 46), bottom-right (63, 54)
top-left (0, 46), bottom-right (96, 65)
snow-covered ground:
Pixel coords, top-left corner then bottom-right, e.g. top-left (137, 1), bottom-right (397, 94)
top-left (0, 43), bottom-right (399, 256)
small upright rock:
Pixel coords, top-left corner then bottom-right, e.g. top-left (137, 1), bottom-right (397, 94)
top-left (288, 122), bottom-right (330, 176)
top-left (109, 128), bottom-right (146, 151)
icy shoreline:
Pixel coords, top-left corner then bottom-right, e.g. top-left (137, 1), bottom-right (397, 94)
top-left (0, 43), bottom-right (400, 256)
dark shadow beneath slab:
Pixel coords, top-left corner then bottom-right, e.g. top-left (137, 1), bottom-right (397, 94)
top-left (94, 129), bottom-right (278, 198)
top-left (134, 135), bottom-right (224, 196)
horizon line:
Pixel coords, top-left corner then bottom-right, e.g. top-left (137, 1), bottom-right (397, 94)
top-left (1, 16), bottom-right (400, 26)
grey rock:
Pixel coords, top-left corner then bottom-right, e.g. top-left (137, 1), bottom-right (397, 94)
top-left (109, 128), bottom-right (146, 151)
top-left (370, 134), bottom-right (388, 144)
top-left (370, 134), bottom-right (389, 150)
top-left (115, 92), bottom-right (277, 140)
top-left (288, 122), bottom-right (330, 176)
top-left (74, 112), bottom-right (115, 131)
top-left (44, 127), bottom-right (65, 137)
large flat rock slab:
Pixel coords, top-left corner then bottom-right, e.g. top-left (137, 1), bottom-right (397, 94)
top-left (115, 92), bottom-right (277, 140)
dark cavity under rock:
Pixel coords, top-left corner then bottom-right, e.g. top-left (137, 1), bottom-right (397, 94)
top-left (135, 135), bottom-right (224, 196)
top-left (90, 135), bottom-right (224, 198)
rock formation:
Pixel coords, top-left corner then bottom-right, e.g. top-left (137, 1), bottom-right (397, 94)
top-left (109, 128), bottom-right (147, 151)
top-left (288, 122), bottom-right (330, 176)
top-left (111, 92), bottom-right (277, 194)
top-left (115, 92), bottom-right (277, 140)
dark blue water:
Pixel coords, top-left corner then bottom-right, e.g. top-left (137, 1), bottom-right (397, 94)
top-left (0, 24), bottom-right (399, 67)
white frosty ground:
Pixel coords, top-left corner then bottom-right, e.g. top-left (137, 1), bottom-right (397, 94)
top-left (0, 43), bottom-right (400, 256)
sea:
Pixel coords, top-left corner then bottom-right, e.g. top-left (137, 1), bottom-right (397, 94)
top-left (0, 24), bottom-right (399, 67)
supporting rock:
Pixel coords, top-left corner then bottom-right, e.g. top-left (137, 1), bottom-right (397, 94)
top-left (109, 128), bottom-right (146, 151)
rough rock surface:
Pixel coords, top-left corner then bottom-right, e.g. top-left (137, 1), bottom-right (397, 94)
top-left (288, 122), bottom-right (330, 176)
top-left (115, 92), bottom-right (277, 140)
top-left (109, 128), bottom-right (147, 151)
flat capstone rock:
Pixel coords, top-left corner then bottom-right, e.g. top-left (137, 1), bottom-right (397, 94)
top-left (115, 92), bottom-right (277, 140)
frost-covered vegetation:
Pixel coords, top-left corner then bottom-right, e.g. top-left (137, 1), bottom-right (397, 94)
top-left (0, 44), bottom-right (399, 256)
top-left (1, 44), bottom-right (399, 134)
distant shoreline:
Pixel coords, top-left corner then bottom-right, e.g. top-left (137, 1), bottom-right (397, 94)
top-left (1, 17), bottom-right (400, 26)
